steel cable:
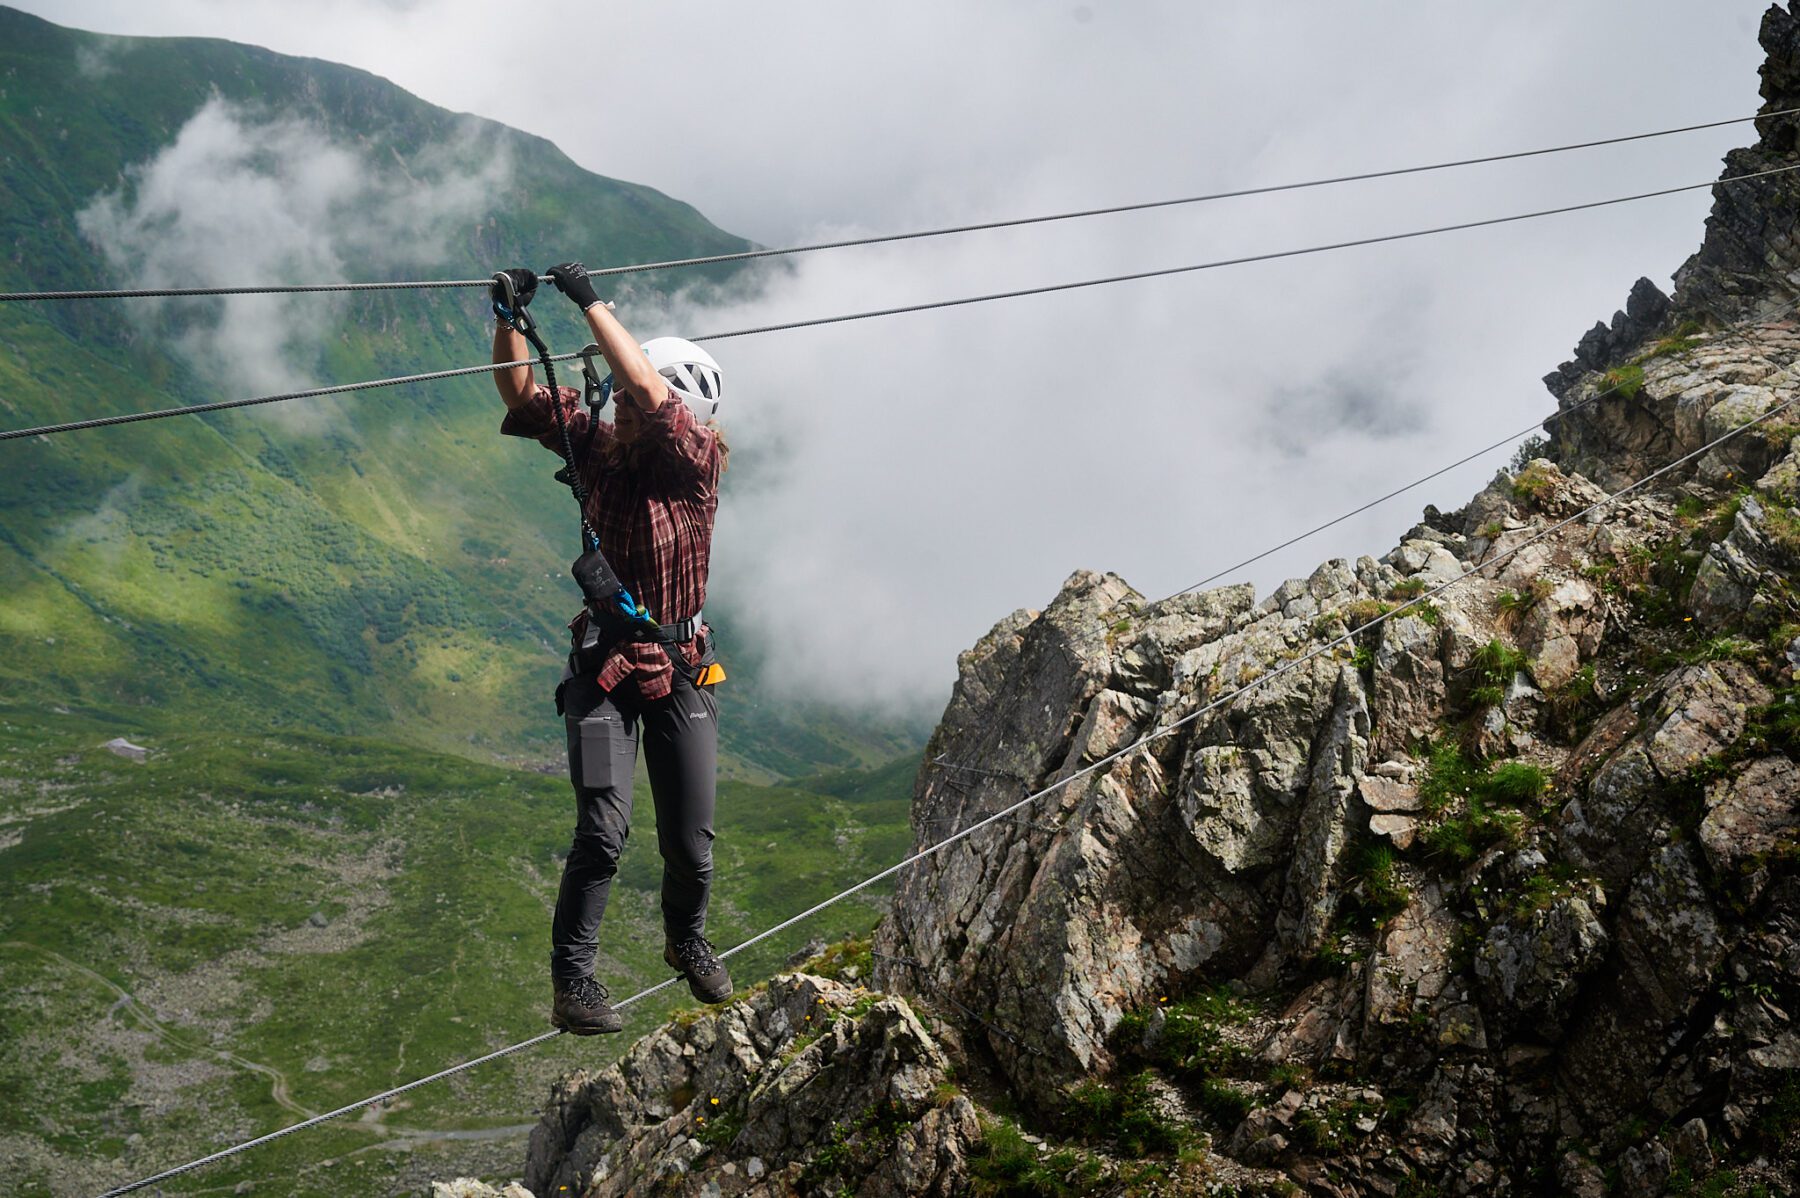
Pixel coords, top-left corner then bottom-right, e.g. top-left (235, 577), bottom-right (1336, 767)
top-left (97, 370), bottom-right (1797, 1197)
top-left (9, 106), bottom-right (1796, 304)
top-left (0, 356), bottom-right (548, 441)
top-left (687, 163), bottom-right (1800, 342)
top-left (13, 161), bottom-right (1800, 444)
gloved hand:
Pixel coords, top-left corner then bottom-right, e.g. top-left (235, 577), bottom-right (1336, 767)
top-left (490, 268), bottom-right (538, 320)
top-left (548, 262), bottom-right (604, 312)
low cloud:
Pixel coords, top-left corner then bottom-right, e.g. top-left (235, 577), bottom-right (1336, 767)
top-left (638, 197), bottom-right (1478, 717)
top-left (77, 95), bottom-right (507, 419)
top-left (73, 39), bottom-right (121, 78)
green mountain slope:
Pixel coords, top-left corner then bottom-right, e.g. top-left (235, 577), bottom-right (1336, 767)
top-left (0, 4), bottom-right (926, 776)
top-left (0, 708), bottom-right (914, 1196)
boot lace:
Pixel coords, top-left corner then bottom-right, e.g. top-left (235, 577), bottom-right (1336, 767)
top-left (673, 936), bottom-right (723, 975)
top-left (566, 975), bottom-right (610, 1006)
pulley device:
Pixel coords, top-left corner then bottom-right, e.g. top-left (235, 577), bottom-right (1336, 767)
top-left (490, 271), bottom-right (659, 638)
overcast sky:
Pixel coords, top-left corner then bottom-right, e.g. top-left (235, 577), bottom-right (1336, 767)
top-left (14, 0), bottom-right (1780, 713)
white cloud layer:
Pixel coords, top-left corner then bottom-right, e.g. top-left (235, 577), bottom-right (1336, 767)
top-left (26, 0), bottom-right (1780, 714)
top-left (77, 96), bottom-right (507, 408)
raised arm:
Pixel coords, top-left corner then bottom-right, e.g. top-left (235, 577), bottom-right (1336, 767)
top-left (492, 320), bottom-right (537, 410)
top-left (489, 267), bottom-right (540, 410)
top-left (546, 263), bottom-right (668, 412)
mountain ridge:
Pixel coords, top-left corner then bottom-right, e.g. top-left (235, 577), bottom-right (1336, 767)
top-left (0, 2), bottom-right (926, 776)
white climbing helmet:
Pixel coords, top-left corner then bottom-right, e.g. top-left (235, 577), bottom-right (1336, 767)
top-left (641, 337), bottom-right (723, 420)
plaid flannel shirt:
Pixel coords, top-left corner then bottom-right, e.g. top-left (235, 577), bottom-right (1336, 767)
top-left (501, 384), bottom-right (721, 701)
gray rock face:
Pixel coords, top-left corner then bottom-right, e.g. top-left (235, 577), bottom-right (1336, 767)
top-left (1369, 612), bottom-right (1445, 755)
top-left (1562, 660), bottom-right (1772, 890)
top-left (1549, 326), bottom-right (1798, 493)
top-left (1363, 884), bottom-right (1459, 1042)
top-left (1514, 577), bottom-right (1603, 691)
top-left (1702, 756), bottom-right (1800, 875)
top-left (1560, 844), bottom-right (1729, 1126)
top-left (862, 381), bottom-right (1791, 1190)
top-left (1691, 494), bottom-right (1788, 628)
top-left (1472, 883), bottom-right (1609, 1040)
top-left (1671, 2), bottom-right (1800, 324)
top-left (521, 975), bottom-right (974, 1198)
top-left (876, 560), bottom-right (1403, 1103)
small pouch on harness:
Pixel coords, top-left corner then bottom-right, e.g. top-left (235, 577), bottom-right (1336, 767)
top-left (572, 548), bottom-right (629, 615)
top-left (573, 548), bottom-right (671, 645)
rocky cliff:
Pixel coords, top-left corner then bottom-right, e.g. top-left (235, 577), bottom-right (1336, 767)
top-left (448, 7), bottom-right (1800, 1197)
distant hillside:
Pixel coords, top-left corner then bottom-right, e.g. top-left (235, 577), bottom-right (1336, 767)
top-left (0, 4), bottom-right (925, 775)
top-left (0, 708), bottom-right (914, 1196)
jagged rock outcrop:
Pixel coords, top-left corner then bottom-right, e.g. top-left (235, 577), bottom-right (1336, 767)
top-left (858, 90), bottom-right (1800, 1187)
top-left (513, 974), bottom-right (976, 1198)
top-left (1672, 3), bottom-right (1800, 325)
top-left (1539, 0), bottom-right (1800, 410)
top-left (1547, 314), bottom-right (1800, 493)
top-left (1542, 276), bottom-right (1674, 398)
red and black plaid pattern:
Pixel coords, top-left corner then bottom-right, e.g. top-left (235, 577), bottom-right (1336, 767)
top-left (502, 384), bottom-right (721, 700)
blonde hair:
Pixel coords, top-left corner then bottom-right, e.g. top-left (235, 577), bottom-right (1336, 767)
top-left (709, 420), bottom-right (730, 475)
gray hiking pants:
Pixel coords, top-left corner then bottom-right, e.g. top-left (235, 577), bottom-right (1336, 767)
top-left (551, 671), bottom-right (718, 982)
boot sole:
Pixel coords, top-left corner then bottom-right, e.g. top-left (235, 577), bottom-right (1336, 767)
top-left (551, 1012), bottom-right (623, 1035)
top-left (686, 977), bottom-right (733, 1005)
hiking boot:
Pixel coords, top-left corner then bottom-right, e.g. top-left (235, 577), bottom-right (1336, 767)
top-left (665, 937), bottom-right (733, 1004)
top-left (551, 975), bottom-right (623, 1035)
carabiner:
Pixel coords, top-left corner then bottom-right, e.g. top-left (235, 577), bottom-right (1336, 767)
top-left (491, 271), bottom-right (538, 335)
top-left (577, 342), bottom-right (611, 412)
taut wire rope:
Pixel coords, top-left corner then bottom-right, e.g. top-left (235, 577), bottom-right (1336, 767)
top-left (7, 106), bottom-right (1796, 304)
top-left (12, 161), bottom-right (1800, 444)
top-left (0, 356), bottom-right (543, 442)
top-left (96, 361), bottom-right (1799, 1198)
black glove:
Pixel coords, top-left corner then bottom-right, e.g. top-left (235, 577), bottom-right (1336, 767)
top-left (547, 261), bottom-right (603, 311)
top-left (489, 268), bottom-right (538, 319)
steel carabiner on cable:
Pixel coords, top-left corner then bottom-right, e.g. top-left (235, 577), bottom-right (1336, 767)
top-left (489, 269), bottom-right (539, 336)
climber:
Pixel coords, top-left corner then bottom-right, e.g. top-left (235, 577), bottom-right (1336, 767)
top-left (491, 261), bottom-right (732, 1035)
